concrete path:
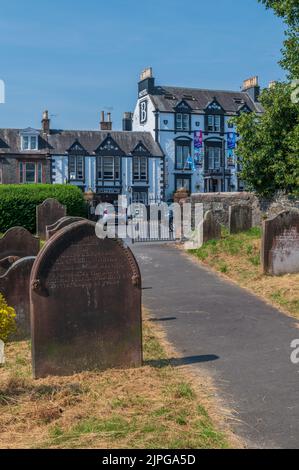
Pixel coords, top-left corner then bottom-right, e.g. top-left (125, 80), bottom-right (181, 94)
top-left (131, 243), bottom-right (299, 449)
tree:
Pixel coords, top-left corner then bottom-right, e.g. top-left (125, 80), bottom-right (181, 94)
top-left (258, 0), bottom-right (299, 78)
top-left (234, 1), bottom-right (299, 196)
top-left (234, 83), bottom-right (299, 196)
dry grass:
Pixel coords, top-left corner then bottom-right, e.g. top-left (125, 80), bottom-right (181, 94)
top-left (188, 227), bottom-right (299, 318)
top-left (0, 314), bottom-right (232, 449)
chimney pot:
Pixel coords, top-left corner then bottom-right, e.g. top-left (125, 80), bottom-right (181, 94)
top-left (100, 111), bottom-right (112, 131)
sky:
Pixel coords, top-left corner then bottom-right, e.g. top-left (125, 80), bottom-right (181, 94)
top-left (0, 0), bottom-right (286, 131)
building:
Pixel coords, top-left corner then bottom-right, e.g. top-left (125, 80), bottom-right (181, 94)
top-left (0, 111), bottom-right (164, 205)
top-left (132, 68), bottom-right (263, 201)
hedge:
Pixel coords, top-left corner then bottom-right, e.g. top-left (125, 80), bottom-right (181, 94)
top-left (0, 184), bottom-right (87, 233)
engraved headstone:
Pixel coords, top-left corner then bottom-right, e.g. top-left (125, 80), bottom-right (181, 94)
top-left (229, 205), bottom-right (252, 234)
top-left (36, 198), bottom-right (66, 239)
top-left (30, 220), bottom-right (142, 378)
top-left (46, 216), bottom-right (85, 240)
top-left (0, 257), bottom-right (36, 337)
top-left (0, 256), bottom-right (20, 274)
top-left (261, 210), bottom-right (299, 275)
top-left (185, 210), bottom-right (221, 250)
top-left (0, 227), bottom-right (39, 259)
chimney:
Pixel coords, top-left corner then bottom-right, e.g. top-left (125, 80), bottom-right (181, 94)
top-left (122, 112), bottom-right (133, 131)
top-left (42, 110), bottom-right (50, 135)
top-left (100, 111), bottom-right (112, 131)
top-left (242, 76), bottom-right (260, 102)
top-left (138, 67), bottom-right (155, 98)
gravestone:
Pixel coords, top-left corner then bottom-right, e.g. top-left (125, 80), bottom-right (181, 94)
top-left (199, 210), bottom-right (221, 245)
top-left (30, 220), bottom-right (142, 378)
top-left (36, 198), bottom-right (66, 239)
top-left (46, 216), bottom-right (85, 240)
top-left (185, 210), bottom-right (221, 250)
top-left (229, 205), bottom-right (252, 234)
top-left (0, 257), bottom-right (36, 337)
top-left (261, 210), bottom-right (299, 275)
top-left (0, 227), bottom-right (39, 259)
top-left (0, 256), bottom-right (20, 274)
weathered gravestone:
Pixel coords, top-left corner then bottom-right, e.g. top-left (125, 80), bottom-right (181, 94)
top-left (229, 205), bottom-right (252, 234)
top-left (46, 216), bottom-right (85, 240)
top-left (0, 257), bottom-right (36, 337)
top-left (30, 220), bottom-right (142, 378)
top-left (36, 198), bottom-right (66, 239)
top-left (199, 210), bottom-right (221, 246)
top-left (0, 227), bottom-right (39, 260)
top-left (185, 210), bottom-right (221, 250)
top-left (261, 210), bottom-right (299, 275)
top-left (0, 340), bottom-right (4, 365)
top-left (0, 256), bottom-right (20, 273)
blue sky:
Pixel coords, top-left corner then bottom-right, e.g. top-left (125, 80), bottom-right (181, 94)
top-left (0, 0), bottom-right (286, 130)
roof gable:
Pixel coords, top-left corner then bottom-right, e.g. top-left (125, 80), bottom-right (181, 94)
top-left (95, 134), bottom-right (125, 156)
top-left (174, 100), bottom-right (192, 113)
top-left (132, 141), bottom-right (150, 156)
top-left (67, 140), bottom-right (88, 155)
top-left (205, 98), bottom-right (224, 113)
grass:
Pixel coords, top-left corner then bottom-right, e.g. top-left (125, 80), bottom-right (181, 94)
top-left (0, 315), bottom-right (230, 449)
top-left (189, 227), bottom-right (299, 318)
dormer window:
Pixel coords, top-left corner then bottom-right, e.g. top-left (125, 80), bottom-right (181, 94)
top-left (21, 135), bottom-right (38, 151)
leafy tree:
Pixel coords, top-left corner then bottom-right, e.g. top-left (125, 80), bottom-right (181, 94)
top-left (258, 0), bottom-right (299, 78)
top-left (234, 1), bottom-right (299, 196)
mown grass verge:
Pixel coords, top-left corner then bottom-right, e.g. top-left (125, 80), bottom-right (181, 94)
top-left (189, 227), bottom-right (299, 318)
top-left (0, 316), bottom-right (229, 449)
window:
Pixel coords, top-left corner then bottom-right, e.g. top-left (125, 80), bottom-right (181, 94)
top-left (69, 155), bottom-right (84, 181)
top-left (175, 141), bottom-right (191, 170)
top-left (175, 177), bottom-right (190, 192)
top-left (97, 156), bottom-right (120, 180)
top-left (207, 115), bottom-right (221, 132)
top-left (19, 162), bottom-right (43, 183)
top-left (175, 113), bottom-right (189, 131)
top-left (207, 147), bottom-right (221, 170)
top-left (21, 135), bottom-right (38, 151)
top-left (133, 156), bottom-right (147, 181)
top-left (132, 191), bottom-right (148, 204)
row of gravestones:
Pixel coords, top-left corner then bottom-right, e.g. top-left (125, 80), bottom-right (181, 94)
top-left (0, 200), bottom-right (142, 378)
top-left (184, 204), bottom-right (299, 277)
top-left (184, 205), bottom-right (252, 250)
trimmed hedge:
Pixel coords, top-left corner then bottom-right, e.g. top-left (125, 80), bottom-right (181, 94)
top-left (0, 184), bottom-right (87, 233)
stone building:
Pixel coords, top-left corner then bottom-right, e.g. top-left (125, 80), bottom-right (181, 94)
top-left (132, 68), bottom-right (263, 201)
top-left (0, 111), bottom-right (164, 205)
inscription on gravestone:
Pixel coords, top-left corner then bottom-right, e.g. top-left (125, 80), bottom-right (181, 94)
top-left (261, 210), bottom-right (299, 275)
top-left (36, 198), bottom-right (66, 239)
top-left (30, 220), bottom-right (142, 378)
top-left (0, 257), bottom-right (36, 337)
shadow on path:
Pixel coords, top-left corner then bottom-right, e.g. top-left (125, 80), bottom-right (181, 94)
top-left (145, 354), bottom-right (219, 368)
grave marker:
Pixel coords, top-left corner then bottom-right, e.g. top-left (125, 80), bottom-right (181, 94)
top-left (30, 220), bottom-right (142, 378)
top-left (36, 198), bottom-right (66, 239)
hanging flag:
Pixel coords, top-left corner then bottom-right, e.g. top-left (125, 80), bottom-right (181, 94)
top-left (194, 131), bottom-right (203, 164)
top-left (185, 155), bottom-right (196, 172)
top-left (228, 132), bottom-right (236, 150)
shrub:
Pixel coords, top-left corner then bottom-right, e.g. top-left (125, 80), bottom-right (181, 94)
top-left (0, 184), bottom-right (87, 233)
top-left (0, 294), bottom-right (16, 342)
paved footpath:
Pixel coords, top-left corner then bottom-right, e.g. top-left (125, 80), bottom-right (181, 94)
top-left (131, 243), bottom-right (299, 449)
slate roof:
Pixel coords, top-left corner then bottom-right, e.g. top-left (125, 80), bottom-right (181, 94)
top-left (149, 85), bottom-right (264, 115)
top-left (0, 129), bottom-right (164, 157)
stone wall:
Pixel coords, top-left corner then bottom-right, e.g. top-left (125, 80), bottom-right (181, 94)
top-left (190, 192), bottom-right (299, 229)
